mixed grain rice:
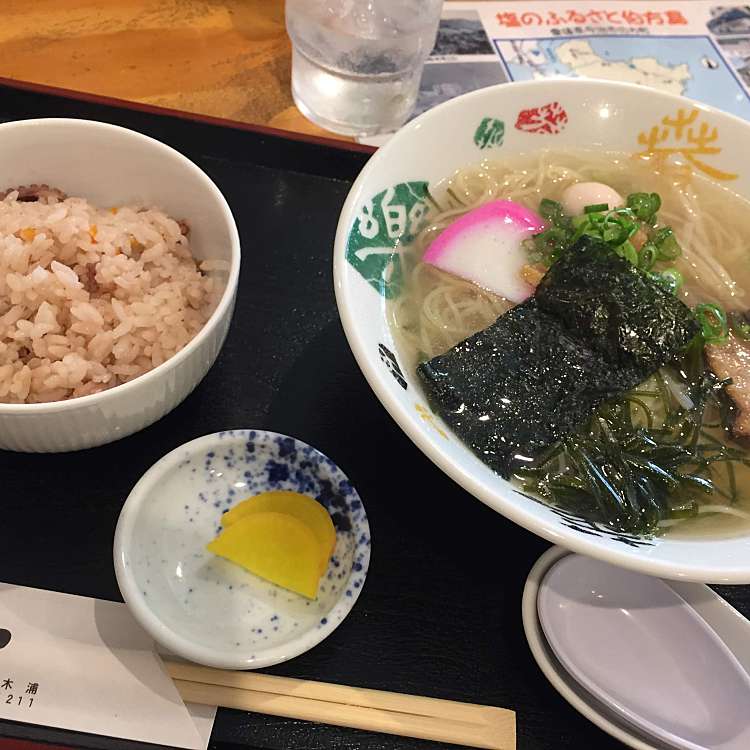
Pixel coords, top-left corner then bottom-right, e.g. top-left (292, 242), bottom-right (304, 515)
top-left (0, 187), bottom-right (214, 403)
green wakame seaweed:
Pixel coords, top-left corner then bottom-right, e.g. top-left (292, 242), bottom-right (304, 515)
top-left (417, 236), bottom-right (700, 478)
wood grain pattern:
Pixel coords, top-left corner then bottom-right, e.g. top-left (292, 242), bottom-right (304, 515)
top-left (0, 0), bottom-right (345, 140)
top-left (172, 674), bottom-right (516, 750)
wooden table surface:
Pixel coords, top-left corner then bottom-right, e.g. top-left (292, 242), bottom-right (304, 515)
top-left (0, 0), bottom-right (346, 140)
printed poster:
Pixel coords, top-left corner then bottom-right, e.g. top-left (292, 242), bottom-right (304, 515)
top-left (360, 2), bottom-right (750, 145)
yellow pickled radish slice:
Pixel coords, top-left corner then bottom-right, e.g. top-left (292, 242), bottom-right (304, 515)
top-left (207, 512), bottom-right (321, 599)
top-left (222, 491), bottom-right (336, 574)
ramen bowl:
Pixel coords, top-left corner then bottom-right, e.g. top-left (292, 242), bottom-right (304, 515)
top-left (334, 79), bottom-right (750, 584)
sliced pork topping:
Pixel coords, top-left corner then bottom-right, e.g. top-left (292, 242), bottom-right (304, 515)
top-left (705, 334), bottom-right (750, 439)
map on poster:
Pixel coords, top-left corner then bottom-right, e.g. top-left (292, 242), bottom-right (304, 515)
top-left (496, 35), bottom-right (750, 119)
top-left (359, 2), bottom-right (750, 145)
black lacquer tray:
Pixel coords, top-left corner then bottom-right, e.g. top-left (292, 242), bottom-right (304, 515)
top-left (0, 78), bottom-right (747, 750)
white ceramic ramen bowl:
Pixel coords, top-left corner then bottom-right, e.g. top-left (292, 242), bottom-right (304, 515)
top-left (334, 79), bottom-right (750, 583)
top-left (0, 118), bottom-right (240, 452)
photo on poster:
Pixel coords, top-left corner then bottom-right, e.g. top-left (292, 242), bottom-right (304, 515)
top-left (716, 36), bottom-right (750, 86)
top-left (495, 35), bottom-right (750, 120)
top-left (411, 61), bottom-right (508, 120)
top-left (431, 9), bottom-right (495, 56)
top-left (707, 6), bottom-right (750, 36)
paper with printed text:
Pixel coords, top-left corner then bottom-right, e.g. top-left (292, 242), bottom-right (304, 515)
top-left (0, 584), bottom-right (216, 749)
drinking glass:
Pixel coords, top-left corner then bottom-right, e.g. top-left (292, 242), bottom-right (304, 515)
top-left (286, 0), bottom-right (443, 136)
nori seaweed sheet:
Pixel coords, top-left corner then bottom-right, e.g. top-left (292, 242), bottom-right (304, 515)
top-left (536, 236), bottom-right (700, 372)
top-left (417, 236), bottom-right (699, 478)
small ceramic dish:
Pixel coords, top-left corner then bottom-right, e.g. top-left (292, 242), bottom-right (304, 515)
top-left (522, 547), bottom-right (670, 750)
top-left (114, 429), bottom-right (371, 669)
top-left (538, 556), bottom-right (750, 750)
top-left (522, 547), bottom-right (750, 750)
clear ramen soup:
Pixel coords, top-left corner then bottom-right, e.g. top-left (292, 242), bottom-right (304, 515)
top-left (389, 149), bottom-right (750, 539)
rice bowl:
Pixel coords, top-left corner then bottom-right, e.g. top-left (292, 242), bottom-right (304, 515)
top-left (0, 118), bottom-right (240, 452)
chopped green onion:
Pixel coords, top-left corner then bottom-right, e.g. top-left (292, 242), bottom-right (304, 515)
top-left (600, 210), bottom-right (636, 246)
top-left (616, 240), bottom-right (638, 266)
top-left (540, 198), bottom-right (566, 222)
top-left (530, 193), bottom-right (679, 274)
top-left (610, 207), bottom-right (638, 220)
top-left (530, 224), bottom-right (574, 265)
top-left (639, 243), bottom-right (658, 270)
top-left (695, 303), bottom-right (729, 345)
top-left (660, 268), bottom-right (683, 293)
top-left (652, 227), bottom-right (682, 260)
top-left (729, 311), bottom-right (750, 341)
top-left (627, 192), bottom-right (661, 223)
top-left (647, 268), bottom-right (683, 294)
top-left (603, 223), bottom-right (629, 245)
top-left (529, 198), bottom-right (575, 264)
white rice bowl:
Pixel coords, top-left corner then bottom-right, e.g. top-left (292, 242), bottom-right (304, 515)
top-left (0, 189), bottom-right (215, 403)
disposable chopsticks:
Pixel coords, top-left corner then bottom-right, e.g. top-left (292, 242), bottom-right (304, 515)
top-left (166, 661), bottom-right (516, 749)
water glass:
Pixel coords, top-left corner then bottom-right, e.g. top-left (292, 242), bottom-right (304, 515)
top-left (286, 0), bottom-right (443, 137)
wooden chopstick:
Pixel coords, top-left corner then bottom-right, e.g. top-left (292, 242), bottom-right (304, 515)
top-left (166, 661), bottom-right (507, 724)
top-left (166, 662), bottom-right (515, 750)
top-left (174, 680), bottom-right (508, 749)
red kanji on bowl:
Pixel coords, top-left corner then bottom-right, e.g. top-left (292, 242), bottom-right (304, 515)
top-left (515, 102), bottom-right (569, 134)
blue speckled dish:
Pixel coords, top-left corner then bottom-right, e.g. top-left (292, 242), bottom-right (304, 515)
top-left (114, 430), bottom-right (371, 669)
